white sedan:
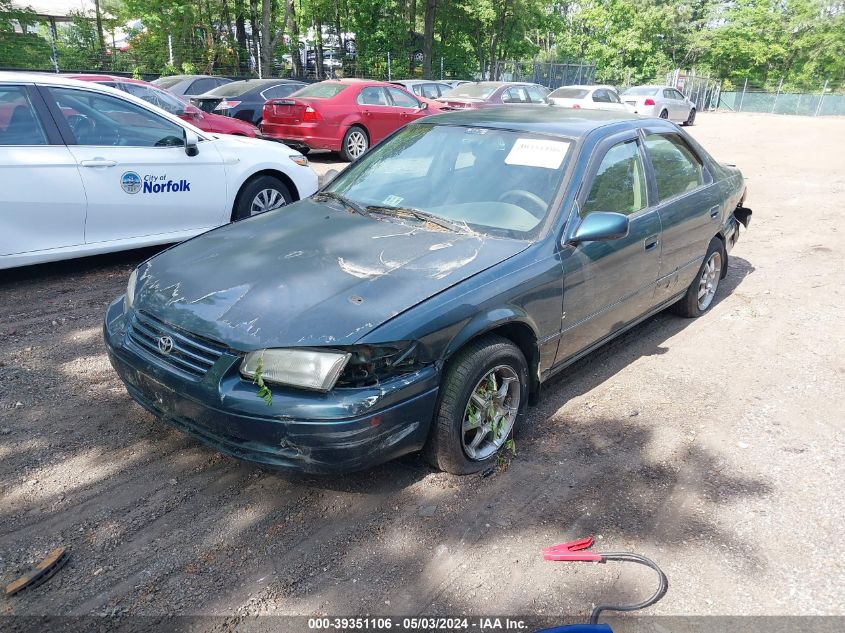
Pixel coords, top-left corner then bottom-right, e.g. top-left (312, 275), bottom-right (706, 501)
top-left (0, 72), bottom-right (318, 270)
top-left (547, 85), bottom-right (629, 111)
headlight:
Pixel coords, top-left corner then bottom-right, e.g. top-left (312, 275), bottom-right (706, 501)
top-left (289, 154), bottom-right (308, 167)
top-left (124, 268), bottom-right (138, 314)
top-left (335, 342), bottom-right (422, 388)
top-left (240, 349), bottom-right (351, 392)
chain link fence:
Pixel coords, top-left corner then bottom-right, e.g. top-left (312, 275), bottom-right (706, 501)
top-left (717, 79), bottom-right (845, 117)
top-left (492, 60), bottom-right (597, 89)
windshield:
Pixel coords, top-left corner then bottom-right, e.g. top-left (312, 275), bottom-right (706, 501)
top-left (204, 81), bottom-right (271, 97)
top-left (442, 83), bottom-right (499, 100)
top-left (623, 86), bottom-right (659, 96)
top-left (291, 83), bottom-right (348, 98)
top-left (549, 87), bottom-right (589, 99)
top-left (152, 76), bottom-right (184, 89)
top-left (326, 124), bottom-right (571, 239)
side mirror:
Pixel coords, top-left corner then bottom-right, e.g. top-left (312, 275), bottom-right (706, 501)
top-left (569, 211), bottom-right (629, 244)
top-left (318, 169), bottom-right (340, 188)
top-left (184, 129), bottom-right (199, 157)
top-left (419, 101), bottom-right (428, 110)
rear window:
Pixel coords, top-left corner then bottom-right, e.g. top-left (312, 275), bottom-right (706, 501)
top-left (153, 76), bottom-right (183, 89)
top-left (291, 83), bottom-right (348, 99)
top-left (443, 83), bottom-right (498, 99)
top-left (623, 86), bottom-right (660, 96)
top-left (549, 87), bottom-right (588, 99)
top-left (205, 82), bottom-right (262, 97)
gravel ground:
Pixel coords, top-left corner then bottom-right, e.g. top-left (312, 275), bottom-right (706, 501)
top-left (0, 112), bottom-right (843, 623)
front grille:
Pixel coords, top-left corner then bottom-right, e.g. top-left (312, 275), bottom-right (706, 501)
top-left (126, 310), bottom-right (226, 378)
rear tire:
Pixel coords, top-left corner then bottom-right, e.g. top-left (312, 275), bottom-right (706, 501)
top-left (683, 108), bottom-right (696, 126)
top-left (671, 237), bottom-right (725, 318)
top-left (340, 125), bottom-right (369, 162)
top-left (232, 175), bottom-right (292, 221)
top-left (424, 336), bottom-right (528, 475)
top-left (659, 109), bottom-right (669, 119)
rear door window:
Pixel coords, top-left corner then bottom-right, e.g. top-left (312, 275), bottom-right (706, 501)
top-left (0, 86), bottom-right (49, 146)
top-left (357, 87), bottom-right (389, 105)
top-left (502, 87), bottom-right (529, 103)
top-left (644, 133), bottom-right (705, 201)
top-left (592, 89), bottom-right (611, 103)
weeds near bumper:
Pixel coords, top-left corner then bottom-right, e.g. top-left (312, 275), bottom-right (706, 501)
top-left (253, 355), bottom-right (273, 406)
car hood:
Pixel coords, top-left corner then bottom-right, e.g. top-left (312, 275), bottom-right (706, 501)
top-left (133, 199), bottom-right (529, 350)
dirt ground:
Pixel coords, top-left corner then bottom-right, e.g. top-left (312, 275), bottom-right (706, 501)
top-left (1, 112), bottom-right (843, 624)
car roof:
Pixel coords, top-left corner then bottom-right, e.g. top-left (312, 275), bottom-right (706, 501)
top-left (421, 106), bottom-right (644, 139)
top-left (0, 71), bottom-right (117, 87)
top-left (391, 79), bottom-right (449, 86)
top-left (551, 84), bottom-right (616, 92)
top-left (62, 73), bottom-right (147, 85)
top-left (155, 74), bottom-right (216, 81)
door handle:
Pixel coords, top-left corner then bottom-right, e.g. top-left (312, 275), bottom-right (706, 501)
top-left (644, 235), bottom-right (659, 251)
top-left (709, 205), bottom-right (720, 219)
top-left (80, 159), bottom-right (117, 168)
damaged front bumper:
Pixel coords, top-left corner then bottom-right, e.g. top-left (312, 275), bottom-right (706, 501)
top-left (103, 298), bottom-right (440, 474)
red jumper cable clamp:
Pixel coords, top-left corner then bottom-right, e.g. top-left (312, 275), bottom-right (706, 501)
top-left (536, 536), bottom-right (669, 630)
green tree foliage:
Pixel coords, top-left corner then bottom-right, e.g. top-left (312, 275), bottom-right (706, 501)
top-left (1, 0), bottom-right (842, 88)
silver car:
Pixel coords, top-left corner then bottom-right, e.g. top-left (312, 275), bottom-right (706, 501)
top-left (152, 74), bottom-right (233, 99)
top-left (621, 85), bottom-right (696, 125)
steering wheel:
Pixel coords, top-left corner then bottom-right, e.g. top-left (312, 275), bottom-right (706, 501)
top-left (498, 189), bottom-right (548, 217)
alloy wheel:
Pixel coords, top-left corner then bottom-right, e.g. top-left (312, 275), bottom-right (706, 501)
top-left (250, 188), bottom-right (287, 216)
top-left (697, 251), bottom-right (722, 311)
top-left (346, 130), bottom-right (367, 159)
top-left (461, 365), bottom-right (521, 461)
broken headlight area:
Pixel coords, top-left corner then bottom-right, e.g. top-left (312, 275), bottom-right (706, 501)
top-left (334, 341), bottom-right (427, 388)
top-left (240, 348), bottom-right (351, 392)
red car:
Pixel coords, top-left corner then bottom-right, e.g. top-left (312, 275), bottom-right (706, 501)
top-left (260, 79), bottom-right (441, 161)
top-left (65, 74), bottom-right (260, 137)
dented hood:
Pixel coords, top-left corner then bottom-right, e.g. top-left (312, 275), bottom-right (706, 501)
top-left (134, 199), bottom-right (528, 350)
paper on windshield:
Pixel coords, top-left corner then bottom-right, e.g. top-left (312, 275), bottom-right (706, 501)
top-left (505, 138), bottom-right (571, 169)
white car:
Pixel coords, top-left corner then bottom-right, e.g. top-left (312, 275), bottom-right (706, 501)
top-left (621, 85), bottom-right (696, 125)
top-left (0, 72), bottom-right (318, 270)
top-left (547, 85), bottom-right (628, 111)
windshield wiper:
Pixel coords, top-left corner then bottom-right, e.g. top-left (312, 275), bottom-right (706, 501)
top-left (365, 205), bottom-right (468, 233)
top-left (314, 191), bottom-right (367, 216)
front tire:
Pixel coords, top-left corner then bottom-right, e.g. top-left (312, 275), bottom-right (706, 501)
top-left (683, 108), bottom-right (696, 126)
top-left (232, 175), bottom-right (292, 221)
top-left (340, 125), bottom-right (369, 162)
top-left (424, 336), bottom-right (528, 474)
top-left (671, 237), bottom-right (725, 318)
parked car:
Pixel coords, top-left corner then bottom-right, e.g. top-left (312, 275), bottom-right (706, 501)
top-left (151, 74), bottom-right (232, 99)
top-left (622, 85), bottom-right (697, 125)
top-left (390, 79), bottom-right (453, 99)
top-left (65, 74), bottom-right (260, 137)
top-left (547, 84), bottom-right (628, 111)
top-left (0, 72), bottom-right (317, 269)
top-left (191, 79), bottom-right (307, 125)
top-left (437, 81), bottom-right (549, 109)
top-left (105, 107), bottom-right (751, 475)
top-left (260, 79), bottom-right (440, 161)
top-left (441, 80), bottom-right (471, 88)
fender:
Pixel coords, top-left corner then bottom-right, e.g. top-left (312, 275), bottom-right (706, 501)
top-left (443, 308), bottom-right (542, 397)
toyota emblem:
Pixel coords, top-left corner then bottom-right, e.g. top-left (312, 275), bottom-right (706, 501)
top-left (157, 336), bottom-right (174, 355)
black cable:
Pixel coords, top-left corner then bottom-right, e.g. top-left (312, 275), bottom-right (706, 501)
top-left (589, 552), bottom-right (669, 625)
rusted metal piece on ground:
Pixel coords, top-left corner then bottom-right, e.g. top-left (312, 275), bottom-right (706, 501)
top-left (4, 546), bottom-right (69, 597)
